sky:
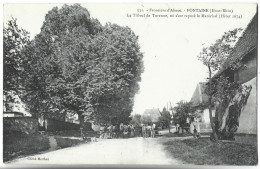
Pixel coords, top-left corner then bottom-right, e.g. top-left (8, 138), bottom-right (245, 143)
top-left (2, 2), bottom-right (257, 115)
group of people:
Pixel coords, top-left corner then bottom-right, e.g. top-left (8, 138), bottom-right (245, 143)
top-left (119, 123), bottom-right (136, 138)
top-left (99, 125), bottom-right (116, 139)
top-left (99, 124), bottom-right (136, 139)
top-left (141, 123), bottom-right (156, 138)
top-left (99, 123), bottom-right (158, 139)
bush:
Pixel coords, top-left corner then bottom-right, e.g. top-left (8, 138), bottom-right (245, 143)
top-left (3, 134), bottom-right (50, 162)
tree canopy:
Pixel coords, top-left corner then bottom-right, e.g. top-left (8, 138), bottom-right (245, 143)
top-left (158, 107), bottom-right (172, 133)
top-left (173, 101), bottom-right (197, 127)
top-left (10, 4), bottom-right (144, 126)
top-left (130, 114), bottom-right (142, 127)
top-left (3, 18), bottom-right (30, 111)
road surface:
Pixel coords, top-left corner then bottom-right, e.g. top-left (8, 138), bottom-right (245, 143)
top-left (8, 137), bottom-right (182, 165)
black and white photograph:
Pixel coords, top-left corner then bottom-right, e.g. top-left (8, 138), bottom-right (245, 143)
top-left (1, 1), bottom-right (258, 167)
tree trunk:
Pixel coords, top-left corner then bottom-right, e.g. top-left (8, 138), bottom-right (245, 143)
top-left (208, 65), bottom-right (219, 142)
top-left (208, 103), bottom-right (218, 141)
top-left (78, 113), bottom-right (84, 128)
top-left (168, 121), bottom-right (171, 133)
top-left (63, 111), bottom-right (67, 122)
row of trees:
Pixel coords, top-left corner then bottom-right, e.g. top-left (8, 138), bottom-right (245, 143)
top-left (4, 4), bottom-right (144, 127)
top-left (130, 101), bottom-right (199, 133)
top-left (161, 101), bottom-right (201, 133)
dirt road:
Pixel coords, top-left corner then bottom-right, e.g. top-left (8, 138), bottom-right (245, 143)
top-left (8, 137), bottom-right (182, 165)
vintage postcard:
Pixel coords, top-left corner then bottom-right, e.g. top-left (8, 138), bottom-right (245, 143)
top-left (1, 1), bottom-right (258, 167)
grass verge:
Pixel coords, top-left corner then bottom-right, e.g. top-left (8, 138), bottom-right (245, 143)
top-left (3, 130), bottom-right (98, 162)
top-left (164, 132), bottom-right (193, 137)
top-left (3, 134), bottom-right (50, 162)
top-left (160, 137), bottom-right (258, 165)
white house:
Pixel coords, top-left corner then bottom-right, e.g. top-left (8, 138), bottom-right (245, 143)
top-left (189, 82), bottom-right (212, 133)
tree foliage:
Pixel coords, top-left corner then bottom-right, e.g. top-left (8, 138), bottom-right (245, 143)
top-left (20, 4), bottom-right (143, 126)
top-left (141, 114), bottom-right (153, 124)
top-left (198, 28), bottom-right (243, 74)
top-left (197, 28), bottom-right (253, 141)
top-left (3, 18), bottom-right (30, 111)
top-left (130, 114), bottom-right (142, 127)
top-left (158, 107), bottom-right (172, 133)
top-left (173, 101), bottom-right (197, 127)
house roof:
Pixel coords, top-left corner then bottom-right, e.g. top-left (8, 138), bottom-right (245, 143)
top-left (227, 13), bottom-right (257, 63)
top-left (215, 12), bottom-right (258, 77)
top-left (190, 82), bottom-right (208, 107)
top-left (4, 111), bottom-right (24, 116)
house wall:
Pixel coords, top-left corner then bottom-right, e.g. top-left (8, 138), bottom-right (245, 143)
top-left (65, 113), bottom-right (79, 123)
top-left (234, 49), bottom-right (257, 84)
top-left (190, 109), bottom-right (212, 133)
top-left (4, 112), bottom-right (24, 117)
top-left (190, 121), bottom-right (212, 133)
top-left (201, 109), bottom-right (211, 123)
top-left (3, 114), bottom-right (15, 117)
top-left (45, 118), bottom-right (80, 132)
top-left (236, 77), bottom-right (257, 134)
top-left (44, 118), bottom-right (92, 132)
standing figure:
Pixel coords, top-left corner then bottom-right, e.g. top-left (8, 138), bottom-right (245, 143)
top-left (123, 125), bottom-right (128, 138)
top-left (127, 125), bottom-right (131, 138)
top-left (108, 124), bottom-right (113, 138)
top-left (176, 124), bottom-right (180, 133)
top-left (130, 125), bottom-right (135, 137)
top-left (193, 125), bottom-right (198, 138)
top-left (119, 123), bottom-right (124, 138)
top-left (151, 123), bottom-right (155, 138)
top-left (146, 125), bottom-right (152, 137)
top-left (112, 125), bottom-right (118, 138)
top-left (142, 124), bottom-right (146, 137)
